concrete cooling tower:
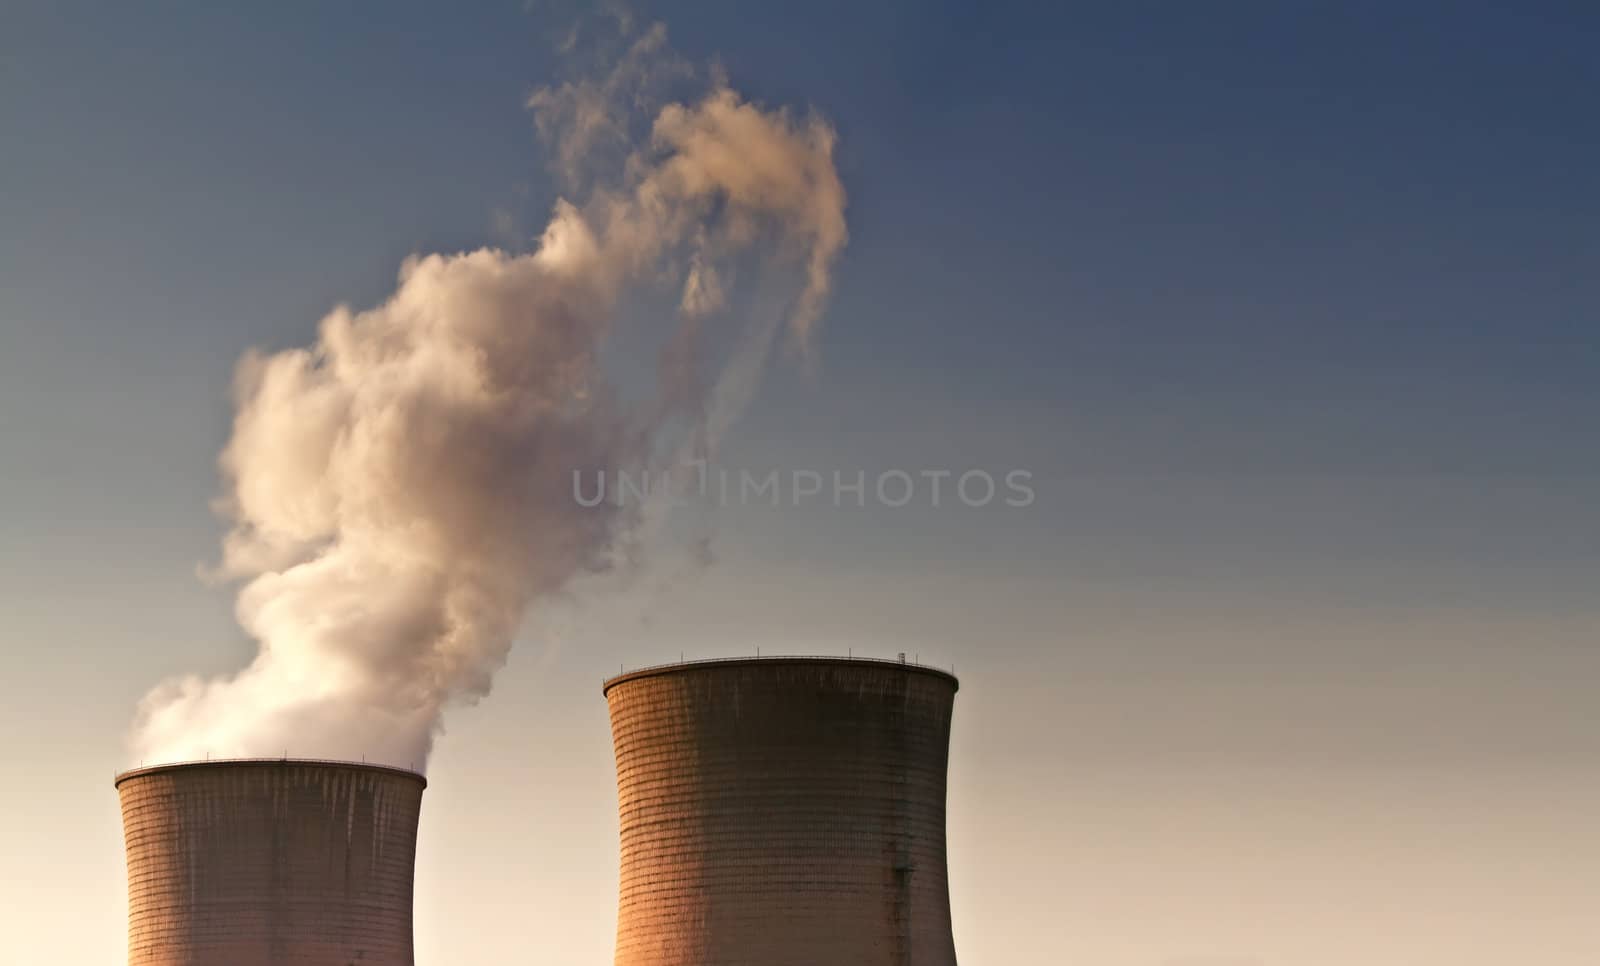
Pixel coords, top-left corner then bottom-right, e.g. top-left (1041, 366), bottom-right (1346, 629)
top-left (115, 759), bottom-right (426, 966)
top-left (604, 656), bottom-right (960, 966)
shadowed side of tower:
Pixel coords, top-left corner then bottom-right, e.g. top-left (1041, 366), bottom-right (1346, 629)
top-left (604, 657), bottom-right (960, 966)
top-left (115, 759), bottom-right (425, 966)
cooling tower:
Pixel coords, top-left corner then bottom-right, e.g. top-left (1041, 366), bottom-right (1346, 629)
top-left (604, 656), bottom-right (960, 966)
top-left (114, 759), bottom-right (426, 966)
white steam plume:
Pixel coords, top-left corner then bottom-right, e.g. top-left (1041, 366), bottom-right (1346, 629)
top-left (130, 26), bottom-right (846, 769)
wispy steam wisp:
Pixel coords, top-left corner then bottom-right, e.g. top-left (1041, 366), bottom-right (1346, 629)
top-left (130, 26), bottom-right (846, 769)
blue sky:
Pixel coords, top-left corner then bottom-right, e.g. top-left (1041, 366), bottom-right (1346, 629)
top-left (3, 2), bottom-right (1599, 963)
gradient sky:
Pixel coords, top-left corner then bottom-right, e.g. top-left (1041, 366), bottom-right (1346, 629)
top-left (3, 2), bottom-right (1599, 963)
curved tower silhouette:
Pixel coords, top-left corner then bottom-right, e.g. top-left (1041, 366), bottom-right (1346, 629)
top-left (115, 758), bottom-right (425, 966)
top-left (604, 656), bottom-right (960, 965)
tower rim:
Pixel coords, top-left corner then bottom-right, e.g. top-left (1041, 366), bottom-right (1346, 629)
top-left (113, 756), bottom-right (427, 789)
top-left (602, 654), bottom-right (959, 696)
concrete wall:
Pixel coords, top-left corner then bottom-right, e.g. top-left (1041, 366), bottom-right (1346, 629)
top-left (116, 760), bottom-right (424, 966)
top-left (605, 658), bottom-right (960, 966)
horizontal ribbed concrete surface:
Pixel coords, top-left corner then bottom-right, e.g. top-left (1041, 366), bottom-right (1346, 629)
top-left (116, 760), bottom-right (424, 965)
top-left (605, 658), bottom-right (960, 966)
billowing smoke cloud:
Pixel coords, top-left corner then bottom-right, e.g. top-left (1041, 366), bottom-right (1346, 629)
top-left (130, 24), bottom-right (846, 769)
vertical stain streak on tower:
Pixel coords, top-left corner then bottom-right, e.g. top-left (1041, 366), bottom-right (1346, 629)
top-left (115, 759), bottom-right (425, 966)
top-left (604, 657), bottom-right (960, 965)
top-left (888, 678), bottom-right (914, 966)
